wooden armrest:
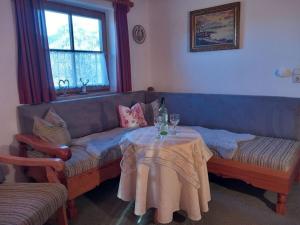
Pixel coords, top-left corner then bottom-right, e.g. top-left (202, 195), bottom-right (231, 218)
top-left (15, 134), bottom-right (72, 161)
top-left (0, 154), bottom-right (64, 172)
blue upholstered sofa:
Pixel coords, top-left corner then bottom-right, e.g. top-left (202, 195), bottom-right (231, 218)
top-left (16, 91), bottom-right (300, 217)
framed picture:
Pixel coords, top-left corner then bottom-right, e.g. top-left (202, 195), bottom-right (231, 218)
top-left (190, 2), bottom-right (240, 52)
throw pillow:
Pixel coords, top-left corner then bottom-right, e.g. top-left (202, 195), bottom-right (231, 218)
top-left (45, 108), bottom-right (68, 127)
top-left (33, 109), bottom-right (71, 146)
top-left (118, 103), bottom-right (148, 128)
top-left (140, 99), bottom-right (160, 125)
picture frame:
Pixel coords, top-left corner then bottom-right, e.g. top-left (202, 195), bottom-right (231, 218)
top-left (190, 2), bottom-right (240, 52)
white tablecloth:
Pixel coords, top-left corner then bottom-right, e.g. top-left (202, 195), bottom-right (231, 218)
top-left (117, 126), bottom-right (213, 224)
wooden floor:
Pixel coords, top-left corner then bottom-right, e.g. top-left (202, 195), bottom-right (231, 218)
top-left (61, 175), bottom-right (300, 225)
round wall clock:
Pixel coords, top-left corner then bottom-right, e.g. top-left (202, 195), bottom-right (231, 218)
top-left (132, 25), bottom-right (146, 44)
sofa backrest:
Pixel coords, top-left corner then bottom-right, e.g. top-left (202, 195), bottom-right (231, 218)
top-left (18, 91), bottom-right (300, 140)
top-left (146, 92), bottom-right (300, 140)
top-left (18, 92), bottom-right (146, 138)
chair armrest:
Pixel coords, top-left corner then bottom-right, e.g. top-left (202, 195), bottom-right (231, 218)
top-left (15, 134), bottom-right (72, 161)
top-left (0, 154), bottom-right (64, 172)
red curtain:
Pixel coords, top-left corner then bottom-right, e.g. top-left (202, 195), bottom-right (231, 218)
top-left (114, 2), bottom-right (132, 93)
top-left (14, 0), bottom-right (56, 104)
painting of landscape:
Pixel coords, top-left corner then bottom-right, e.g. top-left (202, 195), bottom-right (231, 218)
top-left (195, 10), bottom-right (235, 46)
top-left (190, 2), bottom-right (240, 52)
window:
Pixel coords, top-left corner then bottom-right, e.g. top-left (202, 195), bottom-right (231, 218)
top-left (44, 4), bottom-right (109, 93)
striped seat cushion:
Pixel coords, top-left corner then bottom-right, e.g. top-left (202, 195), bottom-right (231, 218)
top-left (65, 143), bottom-right (124, 178)
top-left (28, 128), bottom-right (131, 178)
top-left (0, 183), bottom-right (67, 225)
top-left (28, 146), bottom-right (122, 178)
top-left (64, 146), bottom-right (100, 177)
top-left (211, 136), bottom-right (300, 171)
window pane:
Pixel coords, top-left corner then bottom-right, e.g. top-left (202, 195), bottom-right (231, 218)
top-left (50, 51), bottom-right (109, 89)
top-left (45, 11), bottom-right (71, 50)
top-left (75, 52), bottom-right (109, 86)
top-left (72, 15), bottom-right (102, 51)
top-left (50, 51), bottom-right (76, 88)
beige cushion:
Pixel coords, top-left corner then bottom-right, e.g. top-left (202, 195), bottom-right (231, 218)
top-left (140, 99), bottom-right (160, 125)
top-left (33, 108), bottom-right (71, 146)
top-left (0, 183), bottom-right (67, 225)
top-left (44, 108), bottom-right (68, 127)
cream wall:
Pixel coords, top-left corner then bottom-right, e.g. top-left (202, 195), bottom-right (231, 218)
top-left (128, 0), bottom-right (152, 91)
top-left (0, 0), bottom-right (20, 181)
top-left (146, 0), bottom-right (300, 97)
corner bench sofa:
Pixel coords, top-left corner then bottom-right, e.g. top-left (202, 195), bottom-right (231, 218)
top-left (16, 91), bottom-right (300, 217)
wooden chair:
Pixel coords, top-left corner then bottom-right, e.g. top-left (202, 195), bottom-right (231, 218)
top-left (0, 154), bottom-right (68, 225)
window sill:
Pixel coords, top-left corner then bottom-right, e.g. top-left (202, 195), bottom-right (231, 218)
top-left (55, 91), bottom-right (117, 102)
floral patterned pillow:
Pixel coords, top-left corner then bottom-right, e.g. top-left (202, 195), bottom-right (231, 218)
top-left (118, 103), bottom-right (148, 128)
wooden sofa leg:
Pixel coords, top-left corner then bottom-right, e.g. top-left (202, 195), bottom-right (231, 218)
top-left (276, 193), bottom-right (287, 215)
top-left (57, 206), bottom-right (68, 225)
top-left (67, 200), bottom-right (78, 219)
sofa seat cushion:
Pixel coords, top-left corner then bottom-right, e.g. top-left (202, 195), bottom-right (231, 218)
top-left (211, 136), bottom-right (300, 171)
top-left (0, 183), bottom-right (67, 225)
top-left (64, 146), bottom-right (99, 178)
top-left (65, 128), bottom-right (134, 177)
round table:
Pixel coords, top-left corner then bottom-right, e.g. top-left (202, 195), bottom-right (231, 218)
top-left (117, 126), bottom-right (213, 224)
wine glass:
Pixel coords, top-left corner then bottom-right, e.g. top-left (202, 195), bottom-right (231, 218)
top-left (170, 114), bottom-right (180, 135)
top-left (154, 116), bottom-right (163, 138)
